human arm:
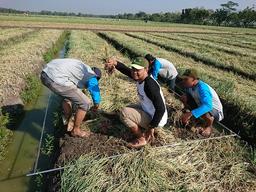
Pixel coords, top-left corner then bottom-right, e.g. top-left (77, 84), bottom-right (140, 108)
top-left (144, 77), bottom-right (166, 128)
top-left (191, 84), bottom-right (213, 118)
top-left (86, 77), bottom-right (101, 107)
top-left (105, 58), bottom-right (132, 78)
top-left (151, 60), bottom-right (161, 80)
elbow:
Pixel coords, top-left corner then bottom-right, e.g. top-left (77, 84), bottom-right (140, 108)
top-left (202, 101), bottom-right (213, 113)
top-left (207, 103), bottom-right (213, 112)
top-left (94, 98), bottom-right (101, 105)
top-left (157, 107), bottom-right (165, 118)
top-left (92, 95), bottom-right (101, 105)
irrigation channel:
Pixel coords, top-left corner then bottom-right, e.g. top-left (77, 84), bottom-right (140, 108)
top-left (0, 43), bottom-right (67, 192)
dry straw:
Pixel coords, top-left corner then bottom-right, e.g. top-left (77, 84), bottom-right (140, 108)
top-left (59, 31), bottom-right (256, 192)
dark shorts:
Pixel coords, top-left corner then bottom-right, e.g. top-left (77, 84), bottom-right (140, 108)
top-left (40, 71), bottom-right (91, 111)
top-left (186, 93), bottom-right (220, 121)
top-left (158, 76), bottom-right (176, 90)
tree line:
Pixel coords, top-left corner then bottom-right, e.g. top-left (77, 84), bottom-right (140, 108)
top-left (0, 1), bottom-right (255, 28)
top-left (112, 1), bottom-right (256, 27)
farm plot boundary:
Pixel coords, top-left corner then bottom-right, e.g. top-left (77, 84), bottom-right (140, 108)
top-left (1, 25), bottom-right (256, 34)
top-left (98, 32), bottom-right (256, 145)
top-left (125, 32), bottom-right (256, 81)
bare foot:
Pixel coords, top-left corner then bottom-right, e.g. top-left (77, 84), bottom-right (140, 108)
top-left (145, 129), bottom-right (155, 143)
top-left (67, 116), bottom-right (74, 132)
top-left (127, 137), bottom-right (147, 149)
top-left (62, 114), bottom-right (68, 126)
top-left (200, 127), bottom-right (212, 138)
top-left (71, 129), bottom-right (91, 138)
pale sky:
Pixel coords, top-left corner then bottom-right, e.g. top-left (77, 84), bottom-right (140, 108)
top-left (0, 0), bottom-right (255, 14)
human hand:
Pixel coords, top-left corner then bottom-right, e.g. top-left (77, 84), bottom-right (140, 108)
top-left (180, 94), bottom-right (188, 104)
top-left (105, 57), bottom-right (117, 74)
top-left (92, 104), bottom-right (99, 112)
top-left (181, 112), bottom-right (192, 126)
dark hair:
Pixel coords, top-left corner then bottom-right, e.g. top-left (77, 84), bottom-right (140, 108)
top-left (145, 54), bottom-right (156, 62)
top-left (92, 67), bottom-right (102, 80)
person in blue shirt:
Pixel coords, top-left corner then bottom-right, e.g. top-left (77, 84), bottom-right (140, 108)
top-left (180, 68), bottom-right (224, 137)
top-left (41, 58), bottom-right (102, 138)
top-left (145, 54), bottom-right (178, 90)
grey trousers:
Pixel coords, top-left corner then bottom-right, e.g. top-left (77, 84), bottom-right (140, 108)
top-left (40, 71), bottom-right (91, 111)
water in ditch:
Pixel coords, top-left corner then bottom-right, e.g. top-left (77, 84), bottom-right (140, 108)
top-left (0, 43), bottom-right (67, 192)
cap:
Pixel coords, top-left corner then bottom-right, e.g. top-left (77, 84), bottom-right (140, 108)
top-left (130, 57), bottom-right (148, 70)
top-left (180, 68), bottom-right (199, 80)
top-left (92, 67), bottom-right (102, 80)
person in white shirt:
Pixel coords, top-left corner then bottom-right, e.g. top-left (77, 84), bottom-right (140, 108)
top-left (180, 68), bottom-right (224, 137)
top-left (145, 54), bottom-right (178, 90)
top-left (105, 57), bottom-right (168, 148)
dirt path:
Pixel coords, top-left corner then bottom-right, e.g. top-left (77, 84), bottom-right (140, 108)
top-left (1, 25), bottom-right (255, 35)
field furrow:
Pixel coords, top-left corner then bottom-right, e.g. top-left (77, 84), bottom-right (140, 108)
top-left (151, 33), bottom-right (256, 57)
top-left (0, 28), bottom-right (35, 42)
top-left (98, 31), bottom-right (256, 142)
top-left (57, 30), bottom-right (256, 192)
top-left (215, 34), bottom-right (256, 44)
top-left (126, 32), bottom-right (256, 80)
top-left (0, 28), bottom-right (27, 37)
top-left (177, 33), bottom-right (256, 50)
top-left (0, 29), bottom-right (63, 105)
top-left (0, 28), bottom-right (39, 50)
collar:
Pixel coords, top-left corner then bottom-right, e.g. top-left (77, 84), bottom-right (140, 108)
top-left (192, 80), bottom-right (200, 91)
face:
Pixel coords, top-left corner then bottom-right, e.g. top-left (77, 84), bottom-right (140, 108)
top-left (182, 76), bottom-right (197, 88)
top-left (148, 60), bottom-right (154, 65)
top-left (106, 58), bottom-right (115, 67)
top-left (131, 67), bottom-right (148, 81)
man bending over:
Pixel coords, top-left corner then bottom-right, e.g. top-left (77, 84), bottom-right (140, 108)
top-left (41, 58), bottom-right (101, 138)
top-left (180, 68), bottom-right (224, 137)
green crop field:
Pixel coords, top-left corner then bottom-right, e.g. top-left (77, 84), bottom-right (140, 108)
top-left (0, 14), bottom-right (255, 191)
top-left (1, 14), bottom-right (256, 33)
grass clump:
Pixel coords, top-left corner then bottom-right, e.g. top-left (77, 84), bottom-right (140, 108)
top-left (61, 137), bottom-right (256, 192)
top-left (43, 30), bottom-right (71, 62)
top-left (21, 74), bottom-right (41, 104)
top-left (0, 112), bottom-right (12, 161)
top-left (21, 30), bottom-right (71, 105)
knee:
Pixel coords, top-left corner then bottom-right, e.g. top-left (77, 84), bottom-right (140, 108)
top-left (119, 107), bottom-right (129, 121)
top-left (181, 95), bottom-right (188, 104)
top-left (119, 107), bottom-right (137, 128)
top-left (78, 100), bottom-right (91, 111)
top-left (202, 113), bottom-right (211, 119)
top-left (63, 99), bottom-right (72, 105)
top-left (181, 113), bottom-right (188, 124)
top-left (202, 113), bottom-right (214, 122)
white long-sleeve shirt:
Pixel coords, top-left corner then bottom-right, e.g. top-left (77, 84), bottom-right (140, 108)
top-left (151, 58), bottom-right (178, 80)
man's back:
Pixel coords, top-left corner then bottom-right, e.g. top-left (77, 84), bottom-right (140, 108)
top-left (43, 58), bottom-right (95, 87)
top-left (187, 80), bottom-right (224, 120)
top-left (157, 58), bottom-right (178, 79)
